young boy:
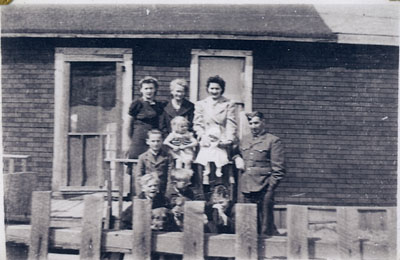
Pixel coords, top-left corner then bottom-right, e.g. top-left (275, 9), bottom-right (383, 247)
top-left (205, 185), bottom-right (235, 234)
top-left (121, 173), bottom-right (170, 229)
top-left (136, 129), bottom-right (174, 194)
top-left (165, 169), bottom-right (196, 231)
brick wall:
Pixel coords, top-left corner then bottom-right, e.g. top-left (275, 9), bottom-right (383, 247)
top-left (252, 42), bottom-right (398, 206)
top-left (2, 38), bottom-right (397, 205)
top-left (2, 39), bottom-right (55, 191)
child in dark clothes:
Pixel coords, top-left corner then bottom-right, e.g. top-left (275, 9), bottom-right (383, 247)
top-left (136, 129), bottom-right (174, 195)
top-left (121, 172), bottom-right (170, 230)
top-left (165, 169), bottom-right (195, 231)
top-left (205, 185), bottom-right (235, 234)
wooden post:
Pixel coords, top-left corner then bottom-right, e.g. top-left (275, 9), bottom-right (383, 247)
top-left (183, 201), bottom-right (205, 260)
top-left (235, 203), bottom-right (258, 260)
top-left (132, 198), bottom-right (152, 260)
top-left (80, 135), bottom-right (86, 186)
top-left (97, 135), bottom-right (105, 186)
top-left (337, 207), bottom-right (360, 260)
top-left (387, 207), bottom-right (397, 260)
top-left (28, 191), bottom-right (51, 260)
top-left (22, 158), bottom-right (27, 172)
top-left (80, 194), bottom-right (104, 260)
top-left (287, 205), bottom-right (308, 260)
top-left (9, 158), bottom-right (14, 174)
top-left (116, 162), bottom-right (124, 229)
top-left (105, 164), bottom-right (113, 230)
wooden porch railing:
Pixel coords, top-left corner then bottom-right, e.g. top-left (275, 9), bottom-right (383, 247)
top-left (3, 154), bottom-right (31, 174)
top-left (6, 191), bottom-right (397, 260)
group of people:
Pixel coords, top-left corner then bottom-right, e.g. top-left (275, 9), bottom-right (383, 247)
top-left (121, 75), bottom-right (286, 236)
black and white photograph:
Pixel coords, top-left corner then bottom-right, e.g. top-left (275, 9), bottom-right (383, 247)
top-left (1, 1), bottom-right (398, 259)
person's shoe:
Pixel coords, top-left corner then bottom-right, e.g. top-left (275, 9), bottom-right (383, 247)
top-left (215, 169), bottom-right (223, 177)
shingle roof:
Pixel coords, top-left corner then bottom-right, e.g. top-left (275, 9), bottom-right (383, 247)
top-left (1, 4), bottom-right (398, 45)
top-left (1, 4), bottom-right (336, 42)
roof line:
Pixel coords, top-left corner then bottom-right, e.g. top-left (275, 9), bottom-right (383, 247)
top-left (0, 32), bottom-right (336, 43)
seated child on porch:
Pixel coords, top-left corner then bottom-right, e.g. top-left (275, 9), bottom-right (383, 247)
top-left (136, 129), bottom-right (174, 194)
top-left (163, 116), bottom-right (198, 169)
top-left (165, 169), bottom-right (196, 230)
top-left (205, 185), bottom-right (235, 234)
top-left (121, 172), bottom-right (170, 229)
top-left (195, 126), bottom-right (230, 185)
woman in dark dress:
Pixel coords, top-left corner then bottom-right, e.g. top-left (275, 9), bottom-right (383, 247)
top-left (161, 78), bottom-right (195, 133)
top-left (127, 76), bottom-right (166, 159)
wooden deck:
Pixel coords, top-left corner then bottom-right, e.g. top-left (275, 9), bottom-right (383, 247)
top-left (6, 192), bottom-right (396, 260)
top-left (50, 197), bottom-right (131, 228)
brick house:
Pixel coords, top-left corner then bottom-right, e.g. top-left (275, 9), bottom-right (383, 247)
top-left (2, 4), bottom-right (398, 206)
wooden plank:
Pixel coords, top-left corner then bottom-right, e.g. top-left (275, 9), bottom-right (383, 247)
top-left (97, 134), bottom-right (105, 186)
top-left (3, 154), bottom-right (31, 159)
top-left (8, 158), bottom-right (14, 174)
top-left (22, 158), bottom-right (27, 172)
top-left (80, 194), bottom-right (104, 260)
top-left (387, 207), bottom-right (397, 260)
top-left (52, 59), bottom-right (70, 190)
top-left (183, 201), bottom-right (205, 260)
top-left (105, 159), bottom-right (113, 230)
top-left (80, 135), bottom-right (86, 186)
top-left (132, 198), bottom-right (152, 260)
top-left (337, 207), bottom-right (361, 260)
top-left (116, 162), bottom-right (124, 229)
top-left (235, 203), bottom-right (258, 260)
top-left (286, 205), bottom-right (308, 260)
top-left (28, 191), bottom-right (51, 260)
top-left (7, 225), bottom-right (288, 258)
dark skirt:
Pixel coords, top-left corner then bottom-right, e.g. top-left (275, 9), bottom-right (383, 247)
top-left (128, 122), bottom-right (153, 159)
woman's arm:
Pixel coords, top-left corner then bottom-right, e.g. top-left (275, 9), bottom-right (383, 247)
top-left (193, 101), bottom-right (205, 139)
top-left (223, 101), bottom-right (238, 143)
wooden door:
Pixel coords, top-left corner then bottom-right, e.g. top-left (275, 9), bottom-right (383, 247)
top-left (190, 50), bottom-right (253, 139)
top-left (53, 48), bottom-right (132, 192)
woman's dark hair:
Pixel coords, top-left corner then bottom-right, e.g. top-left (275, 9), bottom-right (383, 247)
top-left (139, 76), bottom-right (159, 89)
top-left (206, 75), bottom-right (225, 95)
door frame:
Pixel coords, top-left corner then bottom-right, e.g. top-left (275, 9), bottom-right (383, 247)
top-left (189, 49), bottom-right (253, 139)
top-left (189, 49), bottom-right (253, 112)
top-left (52, 48), bottom-right (133, 191)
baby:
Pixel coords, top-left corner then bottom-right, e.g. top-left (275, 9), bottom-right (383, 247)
top-left (195, 126), bottom-right (229, 184)
top-left (163, 116), bottom-right (198, 169)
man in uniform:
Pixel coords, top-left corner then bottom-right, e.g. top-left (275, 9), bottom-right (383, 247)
top-left (234, 111), bottom-right (285, 236)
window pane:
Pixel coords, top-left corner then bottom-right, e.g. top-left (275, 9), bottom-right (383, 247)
top-left (198, 57), bottom-right (245, 103)
top-left (69, 62), bottom-right (117, 133)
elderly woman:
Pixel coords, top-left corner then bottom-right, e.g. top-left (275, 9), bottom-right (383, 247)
top-left (127, 76), bottom-right (165, 159)
top-left (161, 78), bottom-right (195, 133)
top-left (193, 75), bottom-right (237, 188)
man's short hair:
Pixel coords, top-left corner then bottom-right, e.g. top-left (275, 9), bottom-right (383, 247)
top-left (245, 111), bottom-right (264, 122)
top-left (140, 172), bottom-right (160, 188)
top-left (147, 129), bottom-right (163, 139)
top-left (171, 168), bottom-right (193, 183)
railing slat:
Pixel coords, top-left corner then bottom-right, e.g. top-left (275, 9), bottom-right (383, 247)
top-left (387, 207), bottom-right (397, 260)
top-left (9, 158), bottom-right (15, 174)
top-left (21, 158), bottom-right (27, 172)
top-left (80, 194), bottom-right (104, 260)
top-left (235, 203), bottom-right (258, 260)
top-left (337, 207), bottom-right (360, 260)
top-left (132, 198), bottom-right (152, 260)
top-left (80, 135), bottom-right (85, 186)
top-left (287, 205), bottom-right (308, 260)
top-left (28, 191), bottom-right (51, 260)
top-left (183, 201), bottom-right (205, 260)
